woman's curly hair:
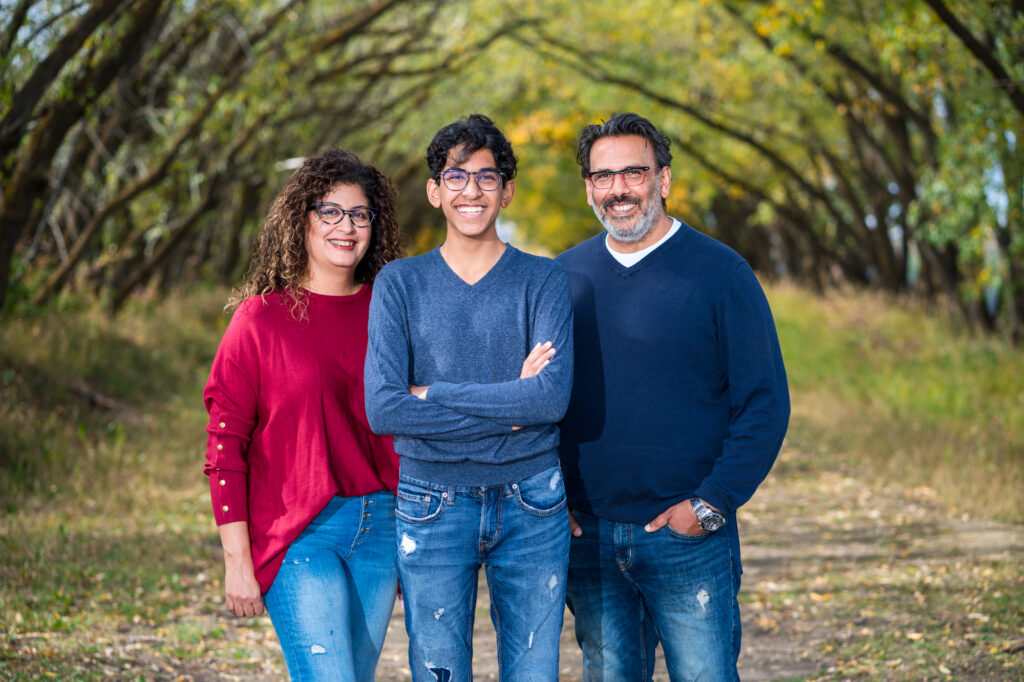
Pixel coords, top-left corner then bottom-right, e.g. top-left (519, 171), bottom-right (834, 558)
top-left (228, 148), bottom-right (402, 316)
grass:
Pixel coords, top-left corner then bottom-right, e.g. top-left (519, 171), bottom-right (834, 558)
top-left (819, 558), bottom-right (1024, 678)
top-left (0, 281), bottom-right (1022, 679)
top-left (768, 282), bottom-right (1024, 523)
top-left (1, 287), bottom-right (281, 679)
top-left (739, 447), bottom-right (1024, 680)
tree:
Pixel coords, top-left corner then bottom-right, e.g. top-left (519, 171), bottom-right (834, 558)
top-left (507, 0), bottom-right (1024, 339)
top-left (0, 0), bottom-right (533, 311)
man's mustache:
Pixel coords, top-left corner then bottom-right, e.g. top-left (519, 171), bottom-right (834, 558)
top-left (601, 194), bottom-right (641, 210)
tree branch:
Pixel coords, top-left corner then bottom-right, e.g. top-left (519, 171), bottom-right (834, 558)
top-left (0, 0), bottom-right (131, 161)
top-left (923, 0), bottom-right (1024, 117)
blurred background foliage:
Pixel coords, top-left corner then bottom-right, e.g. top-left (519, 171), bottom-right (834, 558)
top-left (0, 0), bottom-right (1022, 340)
top-left (2, 4), bottom-right (1023, 676)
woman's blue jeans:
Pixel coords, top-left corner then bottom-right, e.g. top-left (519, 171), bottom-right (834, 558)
top-left (263, 491), bottom-right (398, 681)
top-left (395, 465), bottom-right (571, 682)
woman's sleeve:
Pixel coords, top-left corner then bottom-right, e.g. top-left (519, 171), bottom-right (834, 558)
top-left (202, 302), bottom-right (260, 526)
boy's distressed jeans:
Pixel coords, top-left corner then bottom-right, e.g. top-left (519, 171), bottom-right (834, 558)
top-left (396, 465), bottom-right (570, 682)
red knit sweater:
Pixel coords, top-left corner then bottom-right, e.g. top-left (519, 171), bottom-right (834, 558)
top-left (203, 287), bottom-right (398, 593)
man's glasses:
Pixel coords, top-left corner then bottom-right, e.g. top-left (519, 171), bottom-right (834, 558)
top-left (313, 203), bottom-right (376, 227)
top-left (437, 168), bottom-right (504, 192)
top-left (585, 166), bottom-right (650, 190)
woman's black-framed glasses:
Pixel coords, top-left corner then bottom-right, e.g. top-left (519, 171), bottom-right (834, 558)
top-left (585, 166), bottom-right (650, 190)
top-left (313, 202), bottom-right (376, 227)
top-left (437, 168), bottom-right (504, 192)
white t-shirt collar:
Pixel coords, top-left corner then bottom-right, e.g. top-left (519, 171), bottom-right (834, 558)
top-left (605, 218), bottom-right (681, 267)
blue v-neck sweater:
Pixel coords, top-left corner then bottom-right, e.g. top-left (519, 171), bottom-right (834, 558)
top-left (364, 246), bottom-right (574, 486)
top-left (555, 223), bottom-right (790, 525)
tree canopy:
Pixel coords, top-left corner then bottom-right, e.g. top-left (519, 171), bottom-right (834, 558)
top-left (1, 0), bottom-right (1021, 339)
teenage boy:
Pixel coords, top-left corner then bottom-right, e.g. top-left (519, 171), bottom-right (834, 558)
top-left (365, 114), bottom-right (573, 681)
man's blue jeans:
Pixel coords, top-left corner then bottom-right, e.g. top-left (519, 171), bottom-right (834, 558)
top-left (566, 509), bottom-right (741, 682)
top-left (395, 465), bottom-right (570, 682)
top-left (263, 492), bottom-right (398, 681)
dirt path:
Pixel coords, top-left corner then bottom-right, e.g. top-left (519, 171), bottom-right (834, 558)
top-left (8, 446), bottom-right (1020, 680)
top-left (371, 446), bottom-right (1024, 680)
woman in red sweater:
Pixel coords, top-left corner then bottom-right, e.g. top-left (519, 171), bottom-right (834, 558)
top-left (203, 148), bottom-right (402, 679)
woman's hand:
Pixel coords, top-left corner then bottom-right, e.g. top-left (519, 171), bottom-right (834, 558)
top-left (218, 521), bottom-right (265, 617)
top-left (224, 561), bottom-right (264, 617)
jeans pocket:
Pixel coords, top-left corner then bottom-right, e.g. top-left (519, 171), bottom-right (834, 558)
top-left (511, 465), bottom-right (567, 517)
top-left (665, 525), bottom-right (712, 542)
top-left (395, 478), bottom-right (446, 524)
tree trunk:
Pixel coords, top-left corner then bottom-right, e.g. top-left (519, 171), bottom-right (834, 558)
top-left (220, 177), bottom-right (264, 283)
top-left (0, 0), bottom-right (165, 311)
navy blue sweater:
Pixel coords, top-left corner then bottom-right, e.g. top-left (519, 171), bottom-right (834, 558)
top-left (364, 246), bottom-right (574, 486)
top-left (556, 224), bottom-right (789, 525)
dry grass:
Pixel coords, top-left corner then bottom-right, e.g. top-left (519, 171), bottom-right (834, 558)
top-left (0, 281), bottom-right (1021, 679)
top-left (768, 282), bottom-right (1023, 523)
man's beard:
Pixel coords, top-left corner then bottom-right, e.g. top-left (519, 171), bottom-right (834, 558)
top-left (593, 193), bottom-right (659, 245)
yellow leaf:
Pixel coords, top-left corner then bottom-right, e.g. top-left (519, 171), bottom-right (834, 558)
top-left (773, 42), bottom-right (793, 57)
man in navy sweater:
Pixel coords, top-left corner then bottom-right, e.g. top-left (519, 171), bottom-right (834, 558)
top-left (556, 112), bottom-right (790, 681)
top-left (365, 114), bottom-right (574, 681)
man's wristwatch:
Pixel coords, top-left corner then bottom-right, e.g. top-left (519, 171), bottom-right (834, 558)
top-left (690, 498), bottom-right (726, 532)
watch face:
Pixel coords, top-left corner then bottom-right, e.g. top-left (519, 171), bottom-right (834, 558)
top-left (703, 515), bottom-right (724, 531)
top-left (692, 498), bottom-right (725, 532)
